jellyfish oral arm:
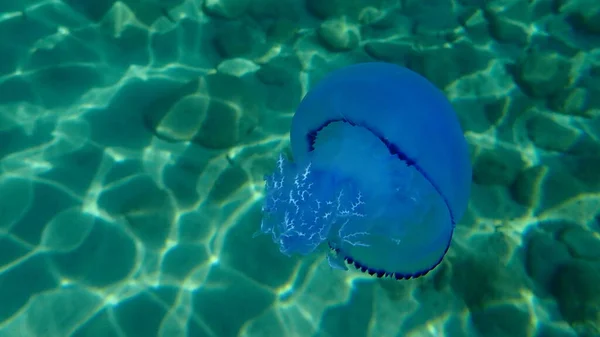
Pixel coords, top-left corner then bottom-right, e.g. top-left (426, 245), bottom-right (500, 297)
top-left (259, 152), bottom-right (367, 258)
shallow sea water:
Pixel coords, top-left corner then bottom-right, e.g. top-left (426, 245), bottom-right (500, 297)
top-left (0, 0), bottom-right (599, 336)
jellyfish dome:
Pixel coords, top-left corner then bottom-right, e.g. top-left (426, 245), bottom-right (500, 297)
top-left (258, 62), bottom-right (472, 280)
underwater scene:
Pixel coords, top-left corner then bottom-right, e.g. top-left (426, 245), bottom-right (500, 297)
top-left (0, 0), bottom-right (599, 336)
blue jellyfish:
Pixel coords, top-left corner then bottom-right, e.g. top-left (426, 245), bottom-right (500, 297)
top-left (258, 62), bottom-right (472, 280)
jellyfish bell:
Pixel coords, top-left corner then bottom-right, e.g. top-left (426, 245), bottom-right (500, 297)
top-left (258, 62), bottom-right (472, 280)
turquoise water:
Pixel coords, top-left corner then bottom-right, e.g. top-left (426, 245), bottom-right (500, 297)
top-left (0, 0), bottom-right (599, 336)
